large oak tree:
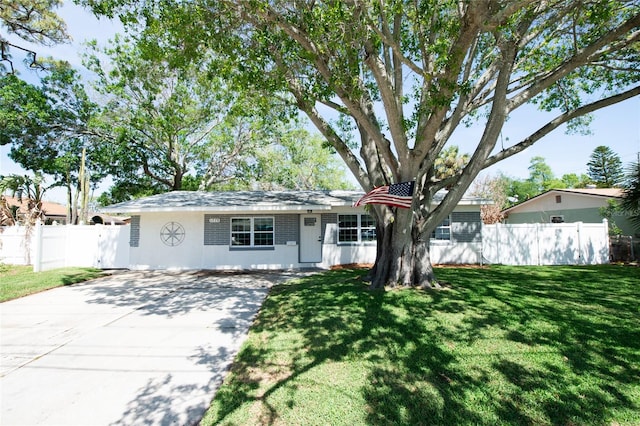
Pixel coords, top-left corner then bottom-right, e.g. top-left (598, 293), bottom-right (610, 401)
top-left (83, 0), bottom-right (640, 288)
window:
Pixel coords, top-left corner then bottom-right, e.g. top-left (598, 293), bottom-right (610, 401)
top-left (431, 216), bottom-right (451, 241)
top-left (338, 214), bottom-right (376, 243)
top-left (231, 217), bottom-right (274, 246)
top-left (360, 214), bottom-right (376, 242)
top-left (550, 215), bottom-right (565, 223)
top-left (555, 195), bottom-right (562, 204)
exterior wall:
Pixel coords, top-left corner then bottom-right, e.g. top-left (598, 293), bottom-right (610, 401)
top-left (506, 208), bottom-right (603, 225)
top-left (128, 206), bottom-right (483, 270)
top-left (431, 209), bottom-right (482, 264)
top-left (505, 194), bottom-right (636, 236)
top-left (319, 207), bottom-right (483, 266)
top-left (508, 192), bottom-right (612, 213)
top-left (129, 211), bottom-right (306, 270)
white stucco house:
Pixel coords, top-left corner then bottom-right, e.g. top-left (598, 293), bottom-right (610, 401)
top-left (103, 190), bottom-right (485, 271)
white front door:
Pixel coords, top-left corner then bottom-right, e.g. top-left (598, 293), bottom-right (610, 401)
top-left (300, 214), bottom-right (322, 263)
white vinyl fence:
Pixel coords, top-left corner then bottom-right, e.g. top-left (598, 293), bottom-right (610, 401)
top-left (482, 221), bottom-right (609, 266)
top-left (2, 221), bottom-right (611, 272)
top-left (0, 223), bottom-right (130, 272)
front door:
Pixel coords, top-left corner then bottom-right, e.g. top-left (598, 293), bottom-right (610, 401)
top-left (300, 214), bottom-right (322, 263)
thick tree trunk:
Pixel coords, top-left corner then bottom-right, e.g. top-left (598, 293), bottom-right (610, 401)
top-left (368, 207), bottom-right (439, 290)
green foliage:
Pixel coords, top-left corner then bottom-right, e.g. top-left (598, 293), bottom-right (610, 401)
top-left (527, 156), bottom-right (556, 192)
top-left (599, 199), bottom-right (624, 235)
top-left (0, 64), bottom-right (105, 176)
top-left (561, 173), bottom-right (592, 189)
top-left (0, 74), bottom-right (51, 146)
top-left (620, 160), bottom-right (640, 231)
top-left (505, 177), bottom-right (540, 204)
top-left (251, 127), bottom-right (355, 191)
top-left (0, 0), bottom-right (69, 46)
top-left (84, 33), bottom-right (302, 193)
top-left (202, 266), bottom-right (640, 425)
top-left (502, 157), bottom-right (595, 205)
top-left (587, 145), bottom-right (624, 188)
top-left (95, 176), bottom-right (164, 206)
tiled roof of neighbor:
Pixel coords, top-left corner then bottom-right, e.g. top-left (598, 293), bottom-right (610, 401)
top-left (2, 196), bottom-right (67, 217)
top-left (103, 190), bottom-right (486, 213)
top-left (559, 188), bottom-right (623, 197)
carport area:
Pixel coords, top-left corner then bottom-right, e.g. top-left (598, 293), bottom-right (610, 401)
top-left (0, 270), bottom-right (297, 425)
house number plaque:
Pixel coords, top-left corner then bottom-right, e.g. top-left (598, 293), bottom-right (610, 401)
top-left (160, 221), bottom-right (185, 247)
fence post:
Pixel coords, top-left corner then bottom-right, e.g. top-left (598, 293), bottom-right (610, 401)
top-left (535, 223), bottom-right (541, 266)
top-left (576, 222), bottom-right (582, 264)
top-left (33, 219), bottom-right (43, 272)
top-left (496, 222), bottom-right (501, 264)
top-left (602, 219), bottom-right (610, 263)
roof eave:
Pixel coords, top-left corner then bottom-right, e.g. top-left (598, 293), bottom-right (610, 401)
top-left (104, 204), bottom-right (336, 214)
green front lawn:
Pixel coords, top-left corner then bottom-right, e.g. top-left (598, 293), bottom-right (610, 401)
top-left (202, 265), bottom-right (640, 426)
top-left (0, 264), bottom-right (105, 302)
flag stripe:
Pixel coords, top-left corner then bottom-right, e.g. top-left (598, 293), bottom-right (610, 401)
top-left (354, 181), bottom-right (414, 209)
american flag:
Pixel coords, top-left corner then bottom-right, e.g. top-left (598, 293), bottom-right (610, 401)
top-left (354, 181), bottom-right (415, 209)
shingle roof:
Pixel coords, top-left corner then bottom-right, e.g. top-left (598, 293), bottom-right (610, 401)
top-left (103, 190), bottom-right (485, 213)
top-left (103, 190), bottom-right (362, 213)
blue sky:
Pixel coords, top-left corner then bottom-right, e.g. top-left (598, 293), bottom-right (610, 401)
top-left (2, 1), bottom-right (639, 202)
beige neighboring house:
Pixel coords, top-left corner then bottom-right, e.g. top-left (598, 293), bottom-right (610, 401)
top-left (2, 196), bottom-right (68, 225)
top-left (502, 188), bottom-right (637, 236)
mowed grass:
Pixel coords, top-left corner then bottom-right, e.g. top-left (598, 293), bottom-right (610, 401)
top-left (202, 265), bottom-right (640, 426)
top-left (0, 264), bottom-right (105, 302)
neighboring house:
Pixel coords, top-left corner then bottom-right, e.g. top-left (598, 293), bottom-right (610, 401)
top-left (2, 196), bottom-right (67, 225)
top-left (502, 188), bottom-right (636, 236)
top-left (103, 190), bottom-right (485, 271)
top-left (0, 196), bottom-right (127, 226)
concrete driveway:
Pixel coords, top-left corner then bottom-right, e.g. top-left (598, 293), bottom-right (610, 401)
top-left (0, 270), bottom-right (298, 426)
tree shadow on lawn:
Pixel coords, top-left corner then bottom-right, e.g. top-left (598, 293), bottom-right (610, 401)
top-left (433, 265), bottom-right (640, 425)
top-left (211, 266), bottom-right (640, 425)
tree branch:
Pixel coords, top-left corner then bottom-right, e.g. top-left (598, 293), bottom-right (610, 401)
top-left (507, 11), bottom-right (640, 112)
top-left (484, 85), bottom-right (640, 168)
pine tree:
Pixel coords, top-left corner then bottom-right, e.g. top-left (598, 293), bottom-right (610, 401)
top-left (587, 146), bottom-right (624, 187)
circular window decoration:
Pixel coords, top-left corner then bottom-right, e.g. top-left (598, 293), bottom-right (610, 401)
top-left (160, 221), bottom-right (185, 247)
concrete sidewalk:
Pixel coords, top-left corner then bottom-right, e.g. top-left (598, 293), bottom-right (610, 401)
top-left (0, 270), bottom-right (295, 425)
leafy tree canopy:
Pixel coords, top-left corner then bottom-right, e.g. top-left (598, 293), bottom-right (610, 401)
top-left (85, 32), bottom-right (352, 197)
top-left (80, 0), bottom-right (640, 288)
top-left (1, 61), bottom-right (114, 222)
